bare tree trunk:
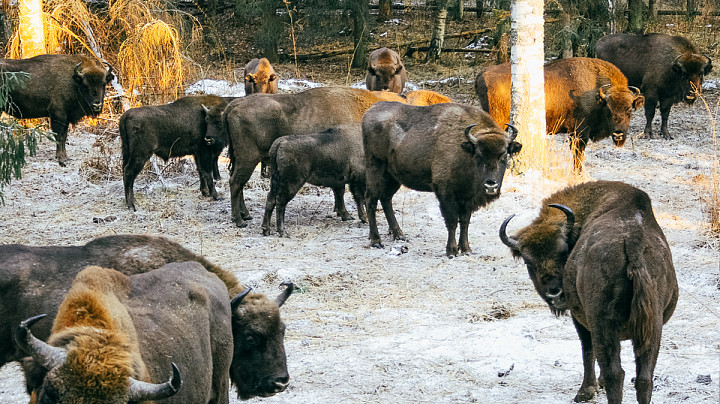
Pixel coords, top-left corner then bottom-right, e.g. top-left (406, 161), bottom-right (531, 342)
top-left (510, 0), bottom-right (546, 172)
top-left (560, 12), bottom-right (573, 58)
top-left (628, 0), bottom-right (644, 33)
top-left (349, 0), bottom-right (369, 68)
top-left (687, 0), bottom-right (696, 19)
top-left (450, 0), bottom-right (465, 21)
top-left (608, 0), bottom-right (616, 34)
top-left (379, 0), bottom-right (391, 21)
top-left (18, 0), bottom-right (45, 58)
top-left (649, 0), bottom-right (657, 18)
top-left (476, 0), bottom-right (484, 18)
top-left (426, 0), bottom-right (448, 62)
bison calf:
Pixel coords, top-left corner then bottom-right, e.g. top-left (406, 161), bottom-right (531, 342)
top-left (0, 54), bottom-right (113, 166)
top-left (261, 123), bottom-right (367, 236)
top-left (363, 101), bottom-right (521, 257)
top-left (366, 47), bottom-right (406, 94)
top-left (244, 57), bottom-right (278, 95)
top-left (596, 33), bottom-right (712, 139)
top-left (500, 180), bottom-right (678, 404)
top-left (120, 95), bottom-right (235, 211)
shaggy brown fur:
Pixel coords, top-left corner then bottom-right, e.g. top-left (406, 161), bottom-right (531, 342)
top-left (501, 181), bottom-right (678, 404)
top-left (244, 58), bottom-right (278, 95)
top-left (366, 47), bottom-right (407, 94)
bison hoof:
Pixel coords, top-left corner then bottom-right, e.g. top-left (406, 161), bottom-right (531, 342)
top-left (211, 193), bottom-right (221, 201)
top-left (371, 242), bottom-right (384, 249)
top-left (573, 388), bottom-right (598, 402)
top-left (341, 215), bottom-right (355, 221)
top-left (241, 213), bottom-right (253, 220)
top-left (58, 158), bottom-right (70, 167)
top-left (234, 219), bottom-right (249, 228)
top-left (261, 227), bottom-right (272, 236)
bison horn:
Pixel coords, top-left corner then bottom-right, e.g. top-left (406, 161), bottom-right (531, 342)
top-left (548, 203), bottom-right (575, 236)
top-left (231, 287), bottom-right (253, 312)
top-left (201, 104), bottom-right (210, 114)
top-left (128, 362), bottom-right (182, 401)
top-left (464, 124), bottom-right (479, 143)
top-left (628, 86), bottom-right (641, 96)
top-left (102, 61), bottom-right (114, 75)
top-left (673, 54), bottom-right (683, 69)
top-left (705, 54), bottom-right (712, 67)
top-left (499, 214), bottom-right (520, 250)
top-left (74, 62), bottom-right (83, 77)
top-left (14, 314), bottom-right (67, 371)
top-left (275, 281), bottom-right (294, 307)
top-left (598, 84), bottom-right (611, 100)
top-left (504, 123), bottom-right (518, 141)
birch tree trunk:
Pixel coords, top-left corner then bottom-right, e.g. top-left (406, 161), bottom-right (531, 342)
top-left (18, 0), bottom-right (45, 58)
top-left (426, 0), bottom-right (448, 63)
top-left (349, 0), bottom-right (369, 68)
top-left (379, 0), bottom-right (391, 21)
top-left (509, 0), bottom-right (546, 172)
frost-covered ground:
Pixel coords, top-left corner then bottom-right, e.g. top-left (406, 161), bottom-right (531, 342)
top-left (0, 76), bottom-right (718, 403)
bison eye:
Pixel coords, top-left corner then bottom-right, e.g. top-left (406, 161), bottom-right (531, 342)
top-left (245, 334), bottom-right (258, 346)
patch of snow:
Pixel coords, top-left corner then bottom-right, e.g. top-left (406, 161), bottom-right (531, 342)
top-left (703, 79), bottom-right (718, 90)
top-left (278, 78), bottom-right (324, 93)
top-left (185, 79), bottom-right (246, 97)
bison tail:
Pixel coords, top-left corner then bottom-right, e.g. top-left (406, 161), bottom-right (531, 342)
top-left (119, 114), bottom-right (129, 167)
top-left (626, 239), bottom-right (660, 356)
top-left (224, 113), bottom-right (235, 176)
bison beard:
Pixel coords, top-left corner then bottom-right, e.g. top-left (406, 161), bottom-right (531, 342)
top-left (500, 180), bottom-right (678, 404)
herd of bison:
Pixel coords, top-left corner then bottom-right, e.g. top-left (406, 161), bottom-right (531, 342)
top-left (0, 32), bottom-right (717, 403)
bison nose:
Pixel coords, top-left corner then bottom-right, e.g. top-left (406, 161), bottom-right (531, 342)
top-left (546, 288), bottom-right (562, 299)
top-left (92, 102), bottom-right (103, 112)
top-left (483, 180), bottom-right (499, 195)
top-left (611, 131), bottom-right (626, 147)
top-left (263, 375), bottom-right (289, 395)
top-left (204, 136), bottom-right (214, 145)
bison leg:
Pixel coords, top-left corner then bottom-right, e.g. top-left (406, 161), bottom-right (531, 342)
top-left (457, 207), bottom-right (473, 255)
top-left (572, 316), bottom-right (599, 402)
top-left (195, 151), bottom-right (218, 199)
top-left (262, 174), bottom-right (301, 237)
top-left (658, 99), bottom-right (674, 140)
top-left (380, 195), bottom-right (404, 241)
top-left (365, 159), bottom-right (399, 248)
top-left (593, 327), bottom-right (625, 404)
top-left (332, 186), bottom-right (354, 221)
top-left (349, 181), bottom-right (367, 223)
top-left (50, 118), bottom-right (71, 166)
top-left (436, 196), bottom-right (460, 256)
top-left (642, 94), bottom-right (659, 139)
top-left (633, 326), bottom-right (662, 404)
top-left (123, 154), bottom-right (150, 211)
top-left (228, 159), bottom-right (257, 227)
top-left (212, 153), bottom-right (221, 181)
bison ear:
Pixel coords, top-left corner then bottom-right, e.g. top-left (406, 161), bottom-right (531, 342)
top-left (461, 141), bottom-right (475, 155)
top-left (269, 73), bottom-right (277, 82)
top-left (367, 66), bottom-right (376, 76)
top-left (105, 71), bottom-right (115, 84)
top-left (395, 65), bottom-right (404, 74)
top-left (507, 141), bottom-right (522, 156)
top-left (595, 91), bottom-right (607, 106)
top-left (704, 57), bottom-right (713, 75)
top-left (245, 74), bottom-right (255, 83)
top-left (633, 95), bottom-right (645, 110)
top-left (568, 89), bottom-right (580, 102)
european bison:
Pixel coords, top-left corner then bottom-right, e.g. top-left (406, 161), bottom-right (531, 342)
top-left (224, 86), bottom-right (388, 228)
top-left (0, 54), bottom-right (114, 166)
top-left (363, 101), bottom-right (521, 257)
top-left (0, 234), bottom-right (294, 399)
top-left (475, 57), bottom-right (644, 171)
top-left (17, 263), bottom-right (229, 403)
top-left (119, 95), bottom-right (236, 211)
top-left (595, 33), bottom-right (712, 139)
top-left (366, 47), bottom-right (406, 94)
top-left (261, 123), bottom-right (367, 236)
top-left (244, 57), bottom-right (278, 95)
top-left (499, 180), bottom-right (678, 404)
top-left (405, 89), bottom-right (452, 105)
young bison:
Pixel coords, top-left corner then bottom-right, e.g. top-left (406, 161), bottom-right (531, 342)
top-left (500, 180), bottom-right (678, 404)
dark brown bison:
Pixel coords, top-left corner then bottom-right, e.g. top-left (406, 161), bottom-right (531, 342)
top-left (0, 234), bottom-right (294, 399)
top-left (244, 57), bottom-right (278, 95)
top-left (363, 101), bottom-right (522, 257)
top-left (17, 263), bottom-right (229, 403)
top-left (0, 54), bottom-right (114, 166)
top-left (475, 57), bottom-right (644, 172)
top-left (499, 180), bottom-right (678, 404)
top-left (596, 33), bottom-right (712, 140)
top-left (224, 86), bottom-right (394, 228)
top-left (366, 47), bottom-right (406, 94)
top-left (261, 123), bottom-right (367, 236)
top-left (120, 95), bottom-right (236, 211)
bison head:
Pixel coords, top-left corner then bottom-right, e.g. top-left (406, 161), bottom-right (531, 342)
top-left (571, 85), bottom-right (644, 147)
top-left (201, 103), bottom-right (228, 148)
top-left (73, 60), bottom-right (114, 115)
top-left (366, 48), bottom-right (406, 94)
top-left (673, 52), bottom-right (713, 104)
top-left (500, 204), bottom-right (577, 316)
top-left (461, 123), bottom-right (522, 197)
top-left (245, 58), bottom-right (278, 95)
top-left (16, 314), bottom-right (181, 404)
top-left (230, 283), bottom-right (293, 399)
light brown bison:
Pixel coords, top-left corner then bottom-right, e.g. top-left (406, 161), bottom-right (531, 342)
top-left (500, 180), bottom-right (678, 404)
top-left (404, 89), bottom-right (452, 105)
top-left (244, 57), bottom-right (278, 95)
top-left (595, 33), bottom-right (712, 139)
top-left (224, 86), bottom-right (396, 228)
top-left (366, 47), bottom-right (406, 94)
top-left (363, 101), bottom-right (521, 257)
top-left (16, 263), bottom-right (230, 403)
top-left (475, 57), bottom-right (644, 171)
top-left (0, 234), bottom-right (294, 400)
top-left (261, 123), bottom-right (367, 236)
top-left (0, 54), bottom-right (114, 166)
top-left (119, 95), bottom-right (236, 211)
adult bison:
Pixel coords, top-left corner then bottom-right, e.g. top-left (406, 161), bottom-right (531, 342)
top-left (475, 57), bottom-right (644, 171)
top-left (224, 86), bottom-right (389, 227)
top-left (499, 180), bottom-right (678, 404)
top-left (366, 47), bottom-right (406, 94)
top-left (17, 263), bottom-right (227, 403)
top-left (244, 57), bottom-right (278, 95)
top-left (363, 102), bottom-right (522, 257)
top-left (0, 54), bottom-right (114, 166)
top-left (120, 95), bottom-right (236, 211)
top-left (0, 234), bottom-right (294, 399)
top-left (595, 33), bottom-right (712, 140)
top-left (261, 123), bottom-right (367, 237)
